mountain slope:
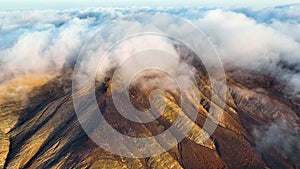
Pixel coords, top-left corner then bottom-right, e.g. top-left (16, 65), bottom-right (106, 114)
top-left (0, 56), bottom-right (299, 169)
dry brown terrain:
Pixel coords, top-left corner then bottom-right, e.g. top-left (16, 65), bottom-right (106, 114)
top-left (0, 49), bottom-right (299, 169)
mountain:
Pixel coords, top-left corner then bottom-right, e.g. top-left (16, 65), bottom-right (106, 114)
top-left (0, 46), bottom-right (299, 169)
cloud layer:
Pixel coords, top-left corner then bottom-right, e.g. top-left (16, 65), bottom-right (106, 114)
top-left (0, 6), bottom-right (299, 101)
top-left (0, 5), bottom-right (299, 100)
top-left (1, 6), bottom-right (299, 81)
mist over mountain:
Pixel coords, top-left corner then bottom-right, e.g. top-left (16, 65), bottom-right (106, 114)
top-left (0, 5), bottom-right (299, 169)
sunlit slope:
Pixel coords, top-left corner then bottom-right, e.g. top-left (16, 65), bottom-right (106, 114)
top-left (0, 66), bottom-right (299, 169)
top-left (0, 74), bottom-right (53, 169)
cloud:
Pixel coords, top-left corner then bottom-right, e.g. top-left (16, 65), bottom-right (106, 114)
top-left (0, 6), bottom-right (299, 93)
top-left (270, 21), bottom-right (300, 42)
top-left (233, 4), bottom-right (300, 24)
top-left (193, 9), bottom-right (300, 99)
top-left (0, 12), bottom-right (96, 82)
top-left (195, 9), bottom-right (300, 68)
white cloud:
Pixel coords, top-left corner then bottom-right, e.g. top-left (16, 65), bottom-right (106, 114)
top-left (0, 15), bottom-right (93, 80)
top-left (0, 6), bottom-right (300, 96)
top-left (196, 9), bottom-right (300, 69)
top-left (270, 21), bottom-right (300, 42)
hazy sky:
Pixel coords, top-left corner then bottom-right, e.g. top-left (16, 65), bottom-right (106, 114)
top-left (0, 0), bottom-right (299, 10)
